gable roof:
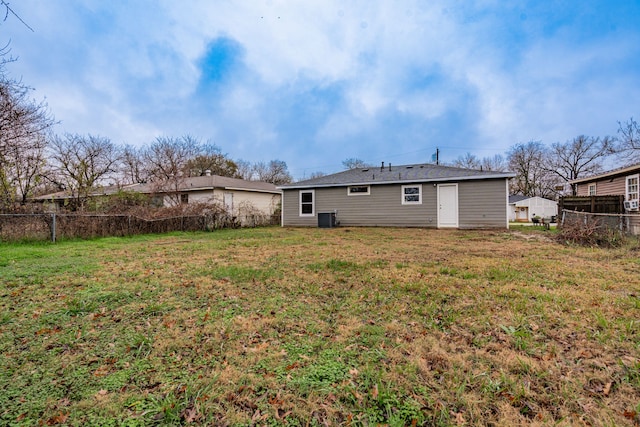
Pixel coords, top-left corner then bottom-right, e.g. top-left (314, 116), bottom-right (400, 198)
top-left (33, 175), bottom-right (280, 201)
top-left (508, 195), bottom-right (557, 204)
top-left (570, 163), bottom-right (640, 185)
top-left (279, 163), bottom-right (515, 189)
top-left (136, 175), bottom-right (281, 194)
top-left (508, 195), bottom-right (529, 204)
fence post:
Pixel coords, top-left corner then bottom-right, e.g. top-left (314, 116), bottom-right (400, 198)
top-left (51, 213), bottom-right (56, 243)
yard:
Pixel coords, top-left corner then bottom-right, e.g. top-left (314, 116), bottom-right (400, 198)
top-left (1, 227), bottom-right (639, 426)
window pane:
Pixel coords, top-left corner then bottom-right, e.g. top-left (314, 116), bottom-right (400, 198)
top-left (301, 203), bottom-right (313, 214)
top-left (405, 195), bottom-right (420, 202)
top-left (350, 186), bottom-right (368, 193)
top-left (301, 193), bottom-right (313, 203)
top-left (404, 187), bottom-right (419, 195)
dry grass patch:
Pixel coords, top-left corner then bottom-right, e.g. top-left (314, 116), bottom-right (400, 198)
top-left (1, 227), bottom-right (639, 426)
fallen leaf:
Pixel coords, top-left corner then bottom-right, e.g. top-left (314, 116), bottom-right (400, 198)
top-left (371, 384), bottom-right (379, 399)
top-left (46, 412), bottom-right (68, 425)
top-left (93, 365), bottom-right (110, 377)
top-left (249, 341), bottom-right (270, 352)
top-left (181, 406), bottom-right (200, 424)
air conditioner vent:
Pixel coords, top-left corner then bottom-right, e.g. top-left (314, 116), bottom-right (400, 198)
top-left (624, 200), bottom-right (639, 210)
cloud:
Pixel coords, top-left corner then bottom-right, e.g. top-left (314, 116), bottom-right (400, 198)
top-left (2, 0), bottom-right (639, 178)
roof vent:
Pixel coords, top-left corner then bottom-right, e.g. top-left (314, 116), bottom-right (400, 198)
top-left (362, 168), bottom-right (369, 172)
top-left (406, 166), bottom-right (413, 169)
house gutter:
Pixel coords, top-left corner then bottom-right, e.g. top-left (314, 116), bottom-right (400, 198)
top-left (181, 186), bottom-right (281, 194)
top-left (277, 173), bottom-right (516, 190)
top-left (570, 164), bottom-right (640, 184)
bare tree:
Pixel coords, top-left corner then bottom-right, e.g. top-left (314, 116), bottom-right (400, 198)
top-left (0, 53), bottom-right (55, 210)
top-left (452, 153), bottom-right (480, 169)
top-left (342, 158), bottom-right (370, 170)
top-left (617, 118), bottom-right (640, 163)
top-left (142, 135), bottom-right (201, 205)
top-left (545, 135), bottom-right (614, 195)
top-left (47, 134), bottom-right (121, 209)
top-left (120, 144), bottom-right (147, 185)
top-left (507, 141), bottom-right (555, 198)
top-left (184, 143), bottom-right (238, 177)
top-left (480, 154), bottom-right (507, 172)
top-left (308, 171), bottom-right (326, 179)
top-left (253, 160), bottom-right (293, 185)
top-left (2, 132), bottom-right (47, 206)
top-left (234, 159), bottom-right (254, 180)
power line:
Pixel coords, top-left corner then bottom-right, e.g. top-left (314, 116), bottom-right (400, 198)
top-left (1, 1), bottom-right (34, 32)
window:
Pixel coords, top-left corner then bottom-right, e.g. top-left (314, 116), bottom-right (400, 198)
top-left (347, 185), bottom-right (370, 196)
top-left (299, 190), bottom-right (315, 216)
top-left (180, 194), bottom-right (189, 204)
top-left (627, 174), bottom-right (639, 201)
top-left (401, 184), bottom-right (422, 205)
top-left (588, 184), bottom-right (596, 196)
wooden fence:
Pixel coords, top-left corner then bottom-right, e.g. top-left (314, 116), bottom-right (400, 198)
top-left (558, 195), bottom-right (625, 214)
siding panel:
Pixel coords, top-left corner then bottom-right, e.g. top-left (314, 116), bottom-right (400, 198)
top-left (458, 179), bottom-right (508, 228)
top-left (576, 176), bottom-right (626, 196)
top-left (283, 178), bottom-right (509, 228)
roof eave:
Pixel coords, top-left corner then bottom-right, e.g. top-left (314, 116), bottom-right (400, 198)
top-left (570, 164), bottom-right (640, 184)
top-left (278, 173), bottom-right (515, 190)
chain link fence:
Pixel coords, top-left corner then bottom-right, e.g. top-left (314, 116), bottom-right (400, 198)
top-left (0, 212), bottom-right (279, 242)
top-left (559, 209), bottom-right (640, 244)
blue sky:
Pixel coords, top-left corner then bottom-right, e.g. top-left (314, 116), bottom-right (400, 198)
top-left (3, 1), bottom-right (639, 179)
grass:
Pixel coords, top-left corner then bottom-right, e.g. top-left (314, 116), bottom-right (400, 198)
top-left (1, 227), bottom-right (639, 426)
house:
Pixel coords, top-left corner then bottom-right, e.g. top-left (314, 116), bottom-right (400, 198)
top-left (278, 163), bottom-right (516, 229)
top-left (508, 195), bottom-right (558, 222)
top-left (570, 163), bottom-right (640, 211)
top-left (34, 175), bottom-right (282, 225)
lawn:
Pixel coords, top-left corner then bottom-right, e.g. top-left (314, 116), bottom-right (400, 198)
top-left (1, 227), bottom-right (639, 426)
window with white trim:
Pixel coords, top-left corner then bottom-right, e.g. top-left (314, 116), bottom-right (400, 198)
top-left (299, 190), bottom-right (315, 216)
top-left (588, 184), bottom-right (596, 196)
top-left (627, 174), bottom-right (639, 201)
top-left (347, 185), bottom-right (370, 196)
top-left (401, 184), bottom-right (422, 205)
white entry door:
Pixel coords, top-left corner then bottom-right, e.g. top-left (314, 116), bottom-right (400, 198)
top-left (437, 184), bottom-right (458, 228)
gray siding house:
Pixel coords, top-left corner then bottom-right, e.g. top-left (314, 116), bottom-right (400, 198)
top-left (278, 163), bottom-right (515, 229)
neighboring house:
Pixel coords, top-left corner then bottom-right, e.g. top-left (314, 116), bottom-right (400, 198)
top-left (278, 163), bottom-right (515, 229)
top-left (508, 195), bottom-right (558, 222)
top-left (570, 163), bottom-right (640, 212)
top-left (34, 175), bottom-right (282, 225)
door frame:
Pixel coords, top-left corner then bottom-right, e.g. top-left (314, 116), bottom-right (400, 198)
top-left (437, 183), bottom-right (459, 228)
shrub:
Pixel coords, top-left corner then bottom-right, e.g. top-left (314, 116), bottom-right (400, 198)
top-left (558, 214), bottom-right (626, 247)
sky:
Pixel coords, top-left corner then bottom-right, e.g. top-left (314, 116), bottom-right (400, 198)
top-left (2, 1), bottom-right (639, 179)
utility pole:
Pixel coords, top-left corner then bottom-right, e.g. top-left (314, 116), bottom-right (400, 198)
top-left (432, 148), bottom-right (440, 165)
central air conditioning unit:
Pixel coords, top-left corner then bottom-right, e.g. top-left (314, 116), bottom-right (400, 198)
top-left (318, 212), bottom-right (338, 228)
top-left (624, 200), bottom-right (639, 210)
